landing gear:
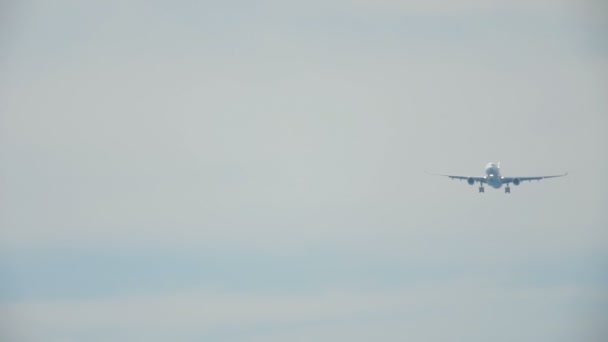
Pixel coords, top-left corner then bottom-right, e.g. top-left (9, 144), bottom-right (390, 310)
top-left (478, 185), bottom-right (485, 193)
top-left (505, 186), bottom-right (511, 194)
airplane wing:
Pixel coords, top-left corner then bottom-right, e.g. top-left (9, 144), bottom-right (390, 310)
top-left (425, 172), bottom-right (486, 183)
top-left (501, 173), bottom-right (568, 184)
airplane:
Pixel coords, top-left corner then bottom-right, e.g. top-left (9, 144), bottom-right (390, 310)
top-left (427, 162), bottom-right (567, 193)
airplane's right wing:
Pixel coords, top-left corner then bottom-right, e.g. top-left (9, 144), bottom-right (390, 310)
top-left (426, 172), bottom-right (486, 184)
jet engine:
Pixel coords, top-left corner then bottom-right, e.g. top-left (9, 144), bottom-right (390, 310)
top-left (513, 178), bottom-right (521, 186)
top-left (467, 177), bottom-right (475, 185)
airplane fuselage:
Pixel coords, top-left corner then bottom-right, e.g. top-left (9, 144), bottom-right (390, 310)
top-left (485, 162), bottom-right (503, 189)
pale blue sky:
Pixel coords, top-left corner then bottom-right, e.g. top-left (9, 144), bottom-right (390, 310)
top-left (1, 1), bottom-right (607, 341)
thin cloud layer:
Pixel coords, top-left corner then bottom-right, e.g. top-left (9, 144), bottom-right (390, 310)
top-left (2, 283), bottom-right (606, 341)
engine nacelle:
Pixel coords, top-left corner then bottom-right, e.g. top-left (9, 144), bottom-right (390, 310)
top-left (467, 177), bottom-right (475, 185)
top-left (513, 178), bottom-right (521, 186)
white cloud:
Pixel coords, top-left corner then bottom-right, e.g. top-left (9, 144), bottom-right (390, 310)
top-left (0, 45), bottom-right (606, 267)
top-left (259, 0), bottom-right (587, 16)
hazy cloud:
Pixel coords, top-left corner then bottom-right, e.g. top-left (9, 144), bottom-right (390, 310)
top-left (0, 1), bottom-right (606, 341)
top-left (2, 283), bottom-right (606, 341)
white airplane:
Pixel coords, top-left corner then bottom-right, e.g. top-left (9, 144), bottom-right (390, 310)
top-left (428, 162), bottom-right (567, 193)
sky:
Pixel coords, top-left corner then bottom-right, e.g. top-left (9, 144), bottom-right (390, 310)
top-left (0, 0), bottom-right (607, 341)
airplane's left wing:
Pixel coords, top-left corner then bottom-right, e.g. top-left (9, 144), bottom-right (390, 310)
top-left (501, 173), bottom-right (568, 184)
